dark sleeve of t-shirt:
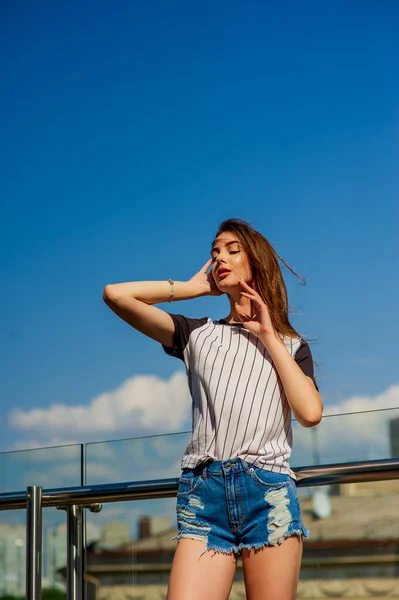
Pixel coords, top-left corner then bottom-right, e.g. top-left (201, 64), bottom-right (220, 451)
top-left (162, 314), bottom-right (209, 361)
top-left (294, 340), bottom-right (319, 390)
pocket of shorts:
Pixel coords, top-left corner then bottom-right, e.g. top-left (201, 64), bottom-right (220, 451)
top-left (177, 472), bottom-right (203, 497)
top-left (248, 467), bottom-right (294, 490)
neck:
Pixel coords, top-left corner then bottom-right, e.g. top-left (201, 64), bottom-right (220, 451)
top-left (224, 291), bottom-right (251, 323)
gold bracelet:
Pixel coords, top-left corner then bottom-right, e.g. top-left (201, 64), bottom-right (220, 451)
top-left (168, 279), bottom-right (175, 303)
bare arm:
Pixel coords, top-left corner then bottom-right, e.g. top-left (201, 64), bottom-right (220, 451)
top-left (102, 260), bottom-right (219, 347)
top-left (237, 279), bottom-right (323, 428)
top-left (259, 333), bottom-right (323, 428)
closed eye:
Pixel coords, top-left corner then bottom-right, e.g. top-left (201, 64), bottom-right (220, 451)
top-left (211, 250), bottom-right (239, 261)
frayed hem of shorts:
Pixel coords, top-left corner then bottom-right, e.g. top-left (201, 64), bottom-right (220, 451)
top-left (238, 527), bottom-right (310, 552)
top-left (172, 533), bottom-right (237, 557)
top-left (173, 534), bottom-right (238, 556)
top-left (173, 527), bottom-right (309, 556)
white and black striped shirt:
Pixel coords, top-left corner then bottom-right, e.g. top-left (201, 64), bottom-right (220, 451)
top-left (163, 316), bottom-right (317, 478)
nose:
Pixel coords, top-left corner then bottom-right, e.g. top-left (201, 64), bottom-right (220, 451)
top-left (215, 254), bottom-right (227, 266)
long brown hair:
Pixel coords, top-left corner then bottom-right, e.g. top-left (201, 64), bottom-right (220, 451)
top-left (215, 218), bottom-right (304, 338)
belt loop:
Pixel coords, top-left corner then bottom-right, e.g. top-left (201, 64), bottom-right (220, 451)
top-left (202, 465), bottom-right (207, 480)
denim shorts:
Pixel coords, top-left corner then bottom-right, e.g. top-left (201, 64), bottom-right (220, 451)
top-left (175, 458), bottom-right (309, 555)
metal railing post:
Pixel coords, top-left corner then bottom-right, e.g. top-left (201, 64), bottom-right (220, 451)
top-left (81, 444), bottom-right (87, 600)
top-left (67, 504), bottom-right (83, 600)
top-left (26, 485), bottom-right (42, 600)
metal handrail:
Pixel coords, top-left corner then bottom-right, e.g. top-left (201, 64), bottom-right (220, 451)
top-left (1, 457), bottom-right (398, 511)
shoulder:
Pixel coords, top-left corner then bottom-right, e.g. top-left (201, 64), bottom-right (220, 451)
top-left (293, 338), bottom-right (318, 388)
top-left (168, 314), bottom-right (211, 336)
top-left (294, 338), bottom-right (313, 360)
top-left (163, 315), bottom-right (212, 359)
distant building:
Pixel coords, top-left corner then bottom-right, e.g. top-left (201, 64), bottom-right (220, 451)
top-left (47, 521), bottom-right (101, 588)
top-left (389, 416), bottom-right (399, 458)
top-left (100, 522), bottom-right (130, 550)
top-left (0, 524), bottom-right (26, 597)
top-left (138, 515), bottom-right (171, 540)
top-left (46, 523), bottom-right (67, 588)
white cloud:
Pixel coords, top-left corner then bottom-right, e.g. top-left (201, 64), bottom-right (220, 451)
top-left (9, 371), bottom-right (191, 445)
top-left (323, 383), bottom-right (399, 416)
top-left (10, 439), bottom-right (82, 451)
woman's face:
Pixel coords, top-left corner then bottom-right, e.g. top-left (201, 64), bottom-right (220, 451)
top-left (211, 231), bottom-right (253, 292)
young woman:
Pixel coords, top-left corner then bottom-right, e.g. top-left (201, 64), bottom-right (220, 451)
top-left (103, 218), bottom-right (323, 600)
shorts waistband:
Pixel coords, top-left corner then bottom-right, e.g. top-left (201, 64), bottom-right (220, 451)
top-left (184, 458), bottom-right (253, 478)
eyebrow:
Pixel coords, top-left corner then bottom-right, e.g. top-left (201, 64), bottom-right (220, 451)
top-left (211, 240), bottom-right (242, 254)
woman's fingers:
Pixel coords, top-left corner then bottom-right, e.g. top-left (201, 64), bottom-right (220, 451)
top-left (236, 304), bottom-right (259, 323)
top-left (240, 291), bottom-right (263, 307)
top-left (240, 279), bottom-right (261, 297)
top-left (240, 279), bottom-right (268, 309)
top-left (235, 303), bottom-right (249, 320)
top-left (239, 278), bottom-right (251, 288)
top-left (240, 291), bottom-right (257, 300)
top-left (202, 259), bottom-right (213, 272)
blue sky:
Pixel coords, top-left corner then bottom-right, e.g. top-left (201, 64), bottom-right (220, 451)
top-left (1, 0), bottom-right (398, 453)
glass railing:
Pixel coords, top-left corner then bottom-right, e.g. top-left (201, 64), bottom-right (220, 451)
top-left (0, 444), bottom-right (83, 598)
top-left (85, 431), bottom-right (192, 485)
top-left (291, 407), bottom-right (399, 467)
top-left (0, 444), bottom-right (83, 492)
top-left (0, 407), bottom-right (398, 599)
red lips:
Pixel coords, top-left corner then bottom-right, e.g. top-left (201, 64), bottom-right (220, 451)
top-left (218, 268), bottom-right (231, 279)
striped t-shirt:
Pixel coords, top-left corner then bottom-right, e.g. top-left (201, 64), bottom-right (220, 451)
top-left (163, 315), bottom-right (317, 478)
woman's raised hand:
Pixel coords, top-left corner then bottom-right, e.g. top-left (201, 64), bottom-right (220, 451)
top-left (236, 279), bottom-right (276, 339)
top-left (188, 259), bottom-right (223, 297)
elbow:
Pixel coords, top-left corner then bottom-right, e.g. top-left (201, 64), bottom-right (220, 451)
top-left (103, 284), bottom-right (117, 305)
top-left (297, 384), bottom-right (323, 428)
top-left (299, 411), bottom-right (323, 428)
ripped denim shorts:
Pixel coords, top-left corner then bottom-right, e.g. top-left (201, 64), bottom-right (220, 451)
top-left (175, 458), bottom-right (309, 555)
